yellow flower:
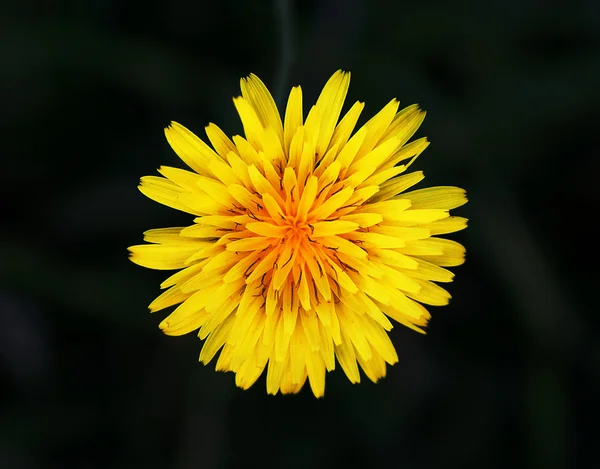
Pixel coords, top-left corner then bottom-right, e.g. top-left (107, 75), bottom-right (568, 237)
top-left (128, 71), bottom-right (467, 397)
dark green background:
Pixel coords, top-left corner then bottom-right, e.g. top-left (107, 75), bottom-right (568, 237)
top-left (2, 0), bottom-right (598, 468)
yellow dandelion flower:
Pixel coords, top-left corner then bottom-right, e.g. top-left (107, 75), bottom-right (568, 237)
top-left (128, 70), bottom-right (467, 397)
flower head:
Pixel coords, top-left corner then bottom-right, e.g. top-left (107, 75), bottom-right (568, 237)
top-left (128, 71), bottom-right (467, 397)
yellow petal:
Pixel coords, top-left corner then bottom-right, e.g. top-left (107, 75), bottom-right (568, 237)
top-left (354, 99), bottom-right (399, 160)
top-left (420, 216), bottom-right (468, 235)
top-left (305, 70), bottom-right (351, 157)
top-left (329, 101), bottom-right (364, 152)
top-left (157, 166), bottom-right (202, 192)
top-left (311, 221), bottom-right (358, 237)
top-left (402, 186), bottom-right (468, 210)
top-left (380, 104), bottom-right (426, 147)
top-left (283, 86), bottom-right (303, 156)
top-left (233, 97), bottom-right (264, 150)
top-left (128, 243), bottom-right (207, 270)
top-left (148, 285), bottom-right (190, 313)
top-left (205, 123), bottom-right (237, 159)
top-left (371, 170), bottom-right (424, 202)
top-left (139, 176), bottom-right (200, 215)
top-left (199, 313), bottom-right (236, 364)
top-left (405, 279), bottom-right (451, 306)
top-left (334, 328), bottom-right (361, 383)
top-left (164, 122), bottom-right (220, 176)
top-left (240, 74), bottom-right (283, 143)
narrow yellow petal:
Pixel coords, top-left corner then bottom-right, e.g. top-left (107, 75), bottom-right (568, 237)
top-left (139, 176), bottom-right (200, 215)
top-left (305, 70), bottom-right (351, 157)
top-left (296, 136), bottom-right (316, 193)
top-left (157, 166), bottom-right (202, 192)
top-left (400, 239), bottom-right (446, 256)
top-left (324, 258), bottom-right (359, 294)
top-left (370, 248), bottom-right (419, 270)
top-left (402, 186), bottom-right (468, 210)
top-left (354, 99), bottom-right (399, 159)
top-left (311, 220), bottom-right (358, 237)
top-left (207, 159), bottom-right (240, 186)
top-left (223, 251), bottom-right (262, 283)
top-left (382, 288), bottom-right (430, 321)
top-left (266, 348), bottom-right (289, 395)
top-left (289, 325), bottom-right (307, 384)
top-left (380, 104), bottom-right (426, 147)
top-left (143, 227), bottom-right (185, 244)
top-left (227, 152), bottom-right (253, 187)
top-left (233, 97), bottom-right (264, 150)
top-left (415, 239), bottom-right (466, 267)
top-left (159, 288), bottom-right (213, 335)
top-left (387, 209), bottom-right (450, 225)
top-left (262, 193), bottom-right (286, 223)
top-left (235, 351), bottom-right (268, 390)
top-left (371, 225), bottom-right (431, 241)
top-left (296, 175), bottom-right (319, 220)
top-left (375, 262), bottom-right (422, 293)
top-left (315, 160), bottom-right (341, 196)
top-left (360, 165), bottom-right (408, 188)
top-left (179, 225), bottom-right (222, 239)
top-left (215, 343), bottom-right (234, 371)
top-left (334, 329), bottom-right (361, 383)
top-left (274, 313), bottom-right (292, 362)
top-left (283, 86), bottom-right (303, 156)
top-left (335, 126), bottom-right (367, 171)
top-left (349, 136), bottom-right (402, 175)
top-left (356, 314), bottom-right (398, 364)
top-left (308, 187), bottom-right (353, 220)
top-left (343, 185), bottom-right (380, 208)
top-left (379, 137), bottom-right (430, 173)
top-left (247, 164), bottom-right (285, 207)
top-left (338, 213), bottom-right (383, 228)
top-left (177, 192), bottom-right (223, 215)
top-left (329, 101), bottom-right (364, 152)
top-left (406, 279), bottom-right (451, 306)
top-left (245, 246), bottom-right (281, 284)
top-left (164, 122), bottom-right (220, 176)
top-left (371, 170), bottom-right (425, 202)
top-left (205, 123), bottom-right (237, 159)
top-left (403, 258), bottom-right (455, 283)
top-left (231, 309), bottom-right (266, 370)
top-left (357, 351), bottom-right (387, 383)
top-left (202, 250), bottom-right (239, 272)
top-left (421, 216), bottom-right (468, 235)
top-left (148, 285), bottom-right (190, 313)
top-left (282, 282), bottom-right (298, 334)
top-left (246, 222), bottom-right (289, 237)
top-left (291, 269), bottom-right (306, 313)
top-left (320, 235), bottom-right (367, 259)
top-left (306, 348), bottom-right (326, 398)
top-left (160, 261), bottom-right (207, 289)
top-left (377, 301), bottom-right (428, 334)
top-left (363, 199), bottom-right (412, 216)
top-left (128, 243), bottom-right (207, 270)
top-left (345, 231), bottom-right (406, 249)
top-left (240, 74), bottom-right (283, 143)
top-left (226, 236), bottom-right (273, 252)
top-left (287, 126), bottom-right (304, 170)
top-left (200, 290), bottom-right (243, 338)
top-left (199, 313), bottom-right (236, 364)
top-left (261, 130), bottom-right (286, 174)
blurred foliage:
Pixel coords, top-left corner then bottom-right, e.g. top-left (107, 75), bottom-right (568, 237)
top-left (1, 0), bottom-right (598, 468)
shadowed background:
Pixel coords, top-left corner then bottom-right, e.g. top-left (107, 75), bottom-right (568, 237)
top-left (2, 0), bottom-right (598, 468)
